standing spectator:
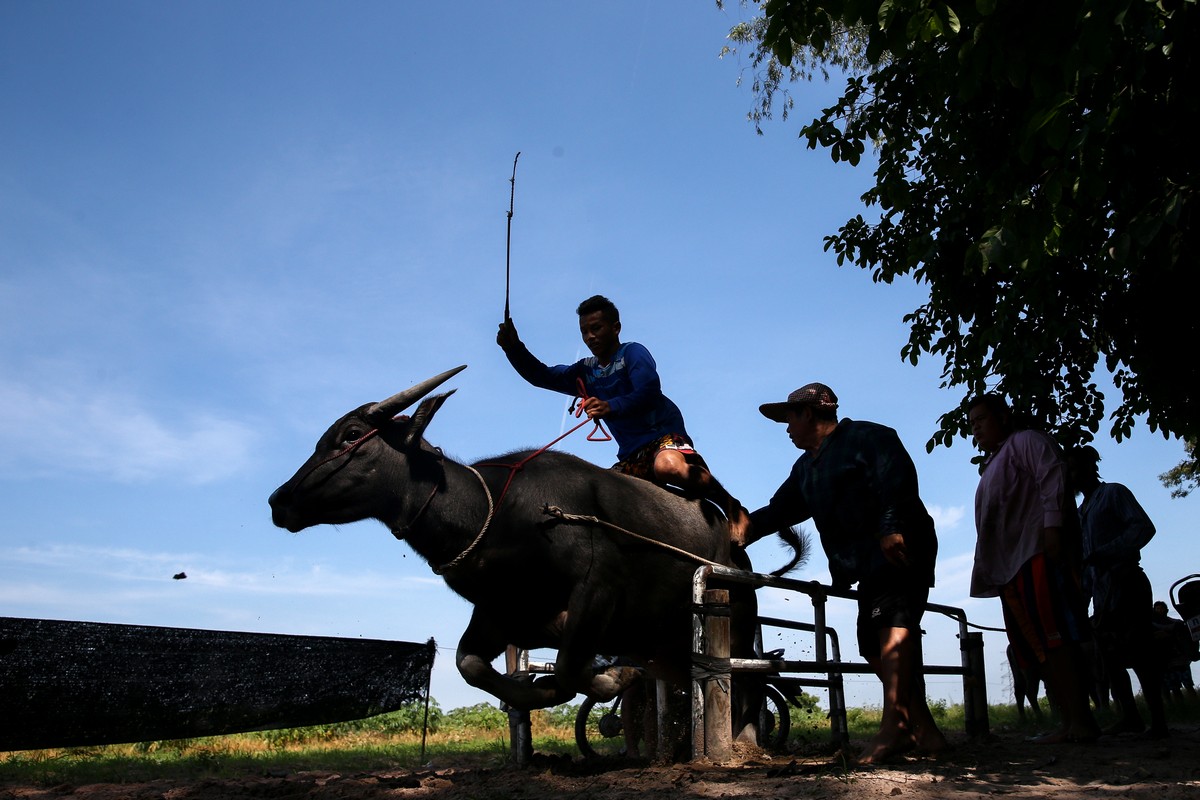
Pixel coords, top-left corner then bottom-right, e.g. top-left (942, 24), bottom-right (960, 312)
top-left (968, 394), bottom-right (1100, 744)
top-left (747, 382), bottom-right (948, 763)
top-left (1153, 600), bottom-right (1199, 705)
top-left (1065, 446), bottom-right (1166, 737)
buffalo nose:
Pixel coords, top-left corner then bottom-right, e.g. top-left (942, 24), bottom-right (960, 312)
top-left (268, 487), bottom-right (289, 526)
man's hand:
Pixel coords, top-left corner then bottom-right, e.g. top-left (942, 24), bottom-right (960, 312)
top-left (581, 397), bottom-right (610, 419)
top-left (496, 318), bottom-right (521, 350)
top-left (880, 532), bottom-right (909, 567)
top-left (728, 506), bottom-right (753, 548)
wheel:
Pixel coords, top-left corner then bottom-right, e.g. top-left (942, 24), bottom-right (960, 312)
top-left (574, 696), bottom-right (626, 758)
top-left (758, 684), bottom-right (791, 750)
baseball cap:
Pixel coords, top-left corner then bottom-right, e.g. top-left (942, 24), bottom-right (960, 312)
top-left (759, 382), bottom-right (839, 422)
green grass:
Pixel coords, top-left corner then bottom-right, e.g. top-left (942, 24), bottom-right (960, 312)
top-left (3, 696), bottom-right (1197, 787)
top-left (0, 701), bottom-right (577, 786)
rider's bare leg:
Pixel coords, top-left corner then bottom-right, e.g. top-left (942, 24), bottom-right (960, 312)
top-left (652, 449), bottom-right (751, 545)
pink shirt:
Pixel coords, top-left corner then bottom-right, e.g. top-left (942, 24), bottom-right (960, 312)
top-left (971, 429), bottom-right (1068, 598)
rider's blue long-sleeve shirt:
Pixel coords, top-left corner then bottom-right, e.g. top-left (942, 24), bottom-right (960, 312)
top-left (503, 340), bottom-right (689, 461)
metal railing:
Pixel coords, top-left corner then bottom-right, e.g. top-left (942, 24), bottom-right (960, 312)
top-left (690, 564), bottom-right (989, 761)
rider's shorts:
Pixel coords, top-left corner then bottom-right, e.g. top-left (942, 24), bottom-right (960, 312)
top-left (613, 433), bottom-right (706, 481)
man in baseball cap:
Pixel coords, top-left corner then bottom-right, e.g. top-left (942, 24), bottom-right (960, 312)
top-left (749, 382), bottom-right (947, 763)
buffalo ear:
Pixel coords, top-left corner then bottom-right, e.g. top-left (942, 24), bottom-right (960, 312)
top-left (403, 390), bottom-right (456, 448)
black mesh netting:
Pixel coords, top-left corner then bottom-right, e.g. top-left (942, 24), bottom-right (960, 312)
top-left (0, 617), bottom-right (436, 751)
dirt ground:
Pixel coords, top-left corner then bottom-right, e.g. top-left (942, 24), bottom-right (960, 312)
top-left (3, 724), bottom-right (1199, 800)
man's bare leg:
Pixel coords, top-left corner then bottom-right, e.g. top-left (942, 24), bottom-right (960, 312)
top-left (859, 627), bottom-right (949, 764)
top-left (858, 626), bottom-right (916, 764)
top-left (1030, 646), bottom-right (1100, 743)
top-left (907, 634), bottom-right (950, 754)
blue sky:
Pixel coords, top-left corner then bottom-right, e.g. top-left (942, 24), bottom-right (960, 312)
top-left (2, 1), bottom-right (1194, 717)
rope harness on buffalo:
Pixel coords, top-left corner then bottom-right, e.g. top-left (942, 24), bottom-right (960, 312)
top-left (473, 377), bottom-right (609, 509)
top-left (431, 465), bottom-right (496, 575)
top-left (288, 428), bottom-right (381, 490)
top-left (541, 505), bottom-right (723, 568)
top-left (327, 382), bottom-right (711, 575)
top-left (420, 379), bottom-right (609, 574)
top-left (437, 380), bottom-right (722, 573)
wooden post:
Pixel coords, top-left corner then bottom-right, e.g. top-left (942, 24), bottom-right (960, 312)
top-left (504, 645), bottom-right (533, 765)
top-left (962, 631), bottom-right (990, 739)
top-left (655, 678), bottom-right (669, 761)
top-left (702, 588), bottom-right (732, 762)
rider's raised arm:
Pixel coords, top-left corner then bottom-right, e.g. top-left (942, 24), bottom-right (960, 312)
top-left (498, 323), bottom-right (583, 398)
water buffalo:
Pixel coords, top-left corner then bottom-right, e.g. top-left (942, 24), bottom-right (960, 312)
top-left (268, 366), bottom-right (769, 742)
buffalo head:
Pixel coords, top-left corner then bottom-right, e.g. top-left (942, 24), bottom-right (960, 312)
top-left (268, 365), bottom-right (467, 533)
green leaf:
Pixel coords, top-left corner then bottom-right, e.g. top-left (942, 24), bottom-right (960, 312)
top-left (942, 5), bottom-right (961, 34)
top-left (733, 0), bottom-right (1200, 459)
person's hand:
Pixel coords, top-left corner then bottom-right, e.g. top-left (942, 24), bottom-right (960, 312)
top-left (496, 318), bottom-right (520, 350)
top-left (880, 532), bottom-right (909, 567)
top-left (728, 506), bottom-right (753, 548)
top-left (581, 397), bottom-right (610, 419)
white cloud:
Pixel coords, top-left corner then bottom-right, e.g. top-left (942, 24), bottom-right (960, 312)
top-left (0, 543), bottom-right (433, 598)
top-left (933, 549), bottom-right (979, 604)
top-left (0, 377), bottom-right (258, 484)
top-left (928, 504), bottom-right (966, 532)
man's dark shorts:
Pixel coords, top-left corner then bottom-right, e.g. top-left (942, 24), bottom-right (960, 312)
top-left (1093, 563), bottom-right (1154, 669)
top-left (855, 568), bottom-right (930, 659)
top-left (613, 433), bottom-right (707, 481)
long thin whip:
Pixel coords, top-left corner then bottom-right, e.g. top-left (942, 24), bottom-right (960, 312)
top-left (504, 151), bottom-right (521, 321)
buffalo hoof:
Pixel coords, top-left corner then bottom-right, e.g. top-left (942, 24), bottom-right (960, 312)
top-left (587, 665), bottom-right (643, 701)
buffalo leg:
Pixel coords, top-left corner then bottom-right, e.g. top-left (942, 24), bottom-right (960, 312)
top-left (554, 588), bottom-right (642, 702)
top-left (455, 611), bottom-right (569, 710)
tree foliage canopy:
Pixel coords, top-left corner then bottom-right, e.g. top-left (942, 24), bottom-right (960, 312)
top-left (720, 0), bottom-right (1198, 488)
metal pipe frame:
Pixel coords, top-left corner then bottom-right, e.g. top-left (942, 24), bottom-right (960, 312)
top-left (691, 564), bottom-right (986, 751)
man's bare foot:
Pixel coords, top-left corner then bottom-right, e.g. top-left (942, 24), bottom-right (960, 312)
top-left (856, 732), bottom-right (915, 765)
top-left (913, 726), bottom-right (951, 756)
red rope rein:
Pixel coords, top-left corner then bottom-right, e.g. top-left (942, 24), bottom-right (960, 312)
top-left (289, 428), bottom-right (381, 490)
top-left (476, 378), bottom-right (610, 508)
top-left (298, 382), bottom-right (610, 533)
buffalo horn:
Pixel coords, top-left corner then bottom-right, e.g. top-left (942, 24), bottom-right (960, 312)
top-left (366, 365), bottom-right (467, 421)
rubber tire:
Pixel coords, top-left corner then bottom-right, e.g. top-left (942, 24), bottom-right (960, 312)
top-left (760, 684), bottom-right (791, 750)
top-left (575, 696), bottom-right (625, 759)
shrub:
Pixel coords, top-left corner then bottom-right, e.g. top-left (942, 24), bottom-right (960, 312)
top-left (443, 703), bottom-right (508, 732)
top-left (374, 698), bottom-right (443, 733)
top-left (536, 702), bottom-right (583, 730)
